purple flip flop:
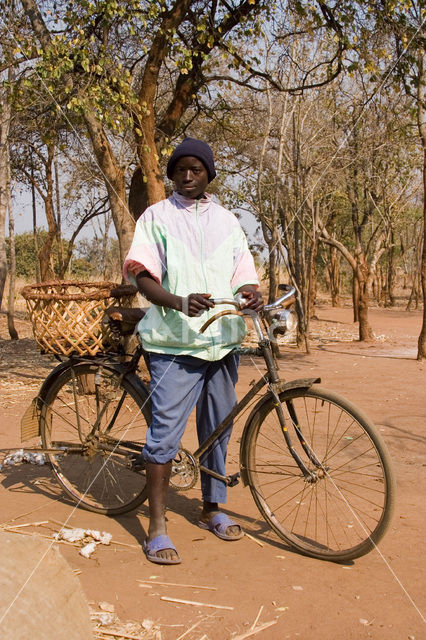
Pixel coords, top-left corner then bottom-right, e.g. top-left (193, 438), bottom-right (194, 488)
top-left (142, 534), bottom-right (181, 565)
top-left (198, 512), bottom-right (244, 541)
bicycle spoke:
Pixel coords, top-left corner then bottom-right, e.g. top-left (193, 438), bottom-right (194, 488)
top-left (41, 364), bottom-right (149, 515)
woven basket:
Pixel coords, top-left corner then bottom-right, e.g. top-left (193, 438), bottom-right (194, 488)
top-left (21, 281), bottom-right (137, 356)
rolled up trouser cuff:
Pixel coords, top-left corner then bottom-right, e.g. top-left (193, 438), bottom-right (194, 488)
top-left (142, 449), bottom-right (176, 465)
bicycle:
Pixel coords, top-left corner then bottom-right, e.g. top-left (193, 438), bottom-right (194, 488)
top-left (32, 286), bottom-right (395, 562)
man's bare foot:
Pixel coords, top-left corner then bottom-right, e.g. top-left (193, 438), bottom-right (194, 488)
top-left (143, 533), bottom-right (181, 565)
top-left (199, 503), bottom-right (243, 540)
top-left (146, 523), bottom-right (180, 563)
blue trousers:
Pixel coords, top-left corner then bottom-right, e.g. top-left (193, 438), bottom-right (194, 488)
top-left (142, 352), bottom-right (239, 504)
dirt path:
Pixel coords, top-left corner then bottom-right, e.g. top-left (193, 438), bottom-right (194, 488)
top-left (0, 303), bottom-right (425, 639)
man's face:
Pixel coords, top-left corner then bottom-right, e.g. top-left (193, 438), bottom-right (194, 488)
top-left (172, 156), bottom-right (209, 199)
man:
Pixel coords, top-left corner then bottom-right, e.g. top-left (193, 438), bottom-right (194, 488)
top-left (124, 138), bottom-right (263, 564)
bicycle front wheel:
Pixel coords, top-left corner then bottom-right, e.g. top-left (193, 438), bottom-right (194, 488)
top-left (40, 361), bottom-right (151, 515)
top-left (243, 386), bottom-right (395, 561)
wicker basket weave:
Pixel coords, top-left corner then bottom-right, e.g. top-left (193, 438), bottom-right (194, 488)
top-left (21, 281), bottom-right (137, 356)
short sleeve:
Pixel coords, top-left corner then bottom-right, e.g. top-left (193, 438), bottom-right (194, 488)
top-left (123, 208), bottom-right (166, 285)
top-left (231, 225), bottom-right (259, 293)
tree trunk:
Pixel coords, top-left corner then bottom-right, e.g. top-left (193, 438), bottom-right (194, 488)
top-left (0, 66), bottom-right (13, 309)
top-left (38, 144), bottom-right (57, 281)
top-left (128, 167), bottom-right (149, 221)
top-left (357, 262), bottom-right (374, 341)
top-left (267, 236), bottom-right (279, 304)
top-left (84, 112), bottom-right (135, 266)
top-left (352, 275), bottom-right (359, 323)
top-left (357, 283), bottom-right (374, 340)
top-left (417, 52), bottom-right (426, 359)
top-left (6, 150), bottom-right (18, 339)
top-left (308, 238), bottom-right (318, 319)
top-left (133, 0), bottom-right (193, 207)
top-left (329, 246), bottom-right (341, 306)
top-left (54, 156), bottom-right (65, 278)
top-left (31, 162), bottom-right (41, 282)
top-left (387, 229), bottom-right (396, 307)
top-left (101, 213), bottom-right (112, 280)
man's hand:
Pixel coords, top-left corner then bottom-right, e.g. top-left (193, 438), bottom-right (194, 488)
top-left (238, 289), bottom-right (264, 313)
top-left (181, 293), bottom-right (214, 317)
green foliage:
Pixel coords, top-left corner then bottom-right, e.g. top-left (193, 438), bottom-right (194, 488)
top-left (7, 230), bottom-right (65, 279)
top-left (13, 0), bottom-right (273, 136)
top-left (7, 230), bottom-right (120, 281)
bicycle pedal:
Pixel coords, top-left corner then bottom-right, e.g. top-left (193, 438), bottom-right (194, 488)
top-left (227, 472), bottom-right (240, 487)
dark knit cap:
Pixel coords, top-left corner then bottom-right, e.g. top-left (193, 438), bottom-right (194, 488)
top-left (166, 138), bottom-right (216, 183)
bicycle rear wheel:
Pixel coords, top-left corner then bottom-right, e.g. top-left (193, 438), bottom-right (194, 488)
top-left (243, 386), bottom-right (395, 561)
top-left (40, 361), bottom-right (151, 515)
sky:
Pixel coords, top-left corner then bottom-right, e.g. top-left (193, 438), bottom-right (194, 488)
top-left (10, 181), bottom-right (261, 245)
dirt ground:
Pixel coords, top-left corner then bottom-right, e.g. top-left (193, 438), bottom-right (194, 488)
top-left (0, 298), bottom-right (425, 640)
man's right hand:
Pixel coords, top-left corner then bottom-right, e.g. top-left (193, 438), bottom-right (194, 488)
top-left (181, 293), bottom-right (214, 317)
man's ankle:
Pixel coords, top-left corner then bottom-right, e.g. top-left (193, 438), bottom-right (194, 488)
top-left (202, 502), bottom-right (219, 516)
top-left (148, 520), bottom-right (167, 540)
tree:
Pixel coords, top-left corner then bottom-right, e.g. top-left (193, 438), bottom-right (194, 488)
top-left (14, 0), bottom-right (354, 268)
top-left (371, 0), bottom-right (426, 357)
top-left (17, 0), bottom-right (275, 264)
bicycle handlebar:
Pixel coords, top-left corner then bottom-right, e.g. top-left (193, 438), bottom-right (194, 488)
top-left (210, 286), bottom-right (296, 312)
top-left (263, 286), bottom-right (296, 311)
top-left (199, 286), bottom-right (296, 336)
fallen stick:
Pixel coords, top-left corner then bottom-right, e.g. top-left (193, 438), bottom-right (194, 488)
top-left (250, 605), bottom-right (263, 631)
top-left (137, 580), bottom-right (217, 591)
top-left (175, 617), bottom-right (207, 640)
top-left (4, 529), bottom-right (76, 545)
top-left (1, 520), bottom-right (49, 529)
top-left (160, 596), bottom-right (233, 611)
top-left (244, 532), bottom-right (264, 547)
top-left (50, 518), bottom-right (73, 529)
top-left (93, 630), bottom-right (146, 640)
top-left (231, 619), bottom-right (278, 640)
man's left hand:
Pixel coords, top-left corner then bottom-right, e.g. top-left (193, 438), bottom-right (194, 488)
top-left (238, 289), bottom-right (264, 313)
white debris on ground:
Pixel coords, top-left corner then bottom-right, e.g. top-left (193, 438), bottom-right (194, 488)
top-left (90, 602), bottom-right (162, 639)
top-left (54, 527), bottom-right (87, 543)
top-left (80, 541), bottom-right (98, 558)
top-left (54, 527), bottom-right (113, 558)
top-left (85, 529), bottom-right (113, 545)
top-left (0, 448), bottom-right (46, 470)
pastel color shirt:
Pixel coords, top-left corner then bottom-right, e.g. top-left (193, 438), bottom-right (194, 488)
top-left (123, 192), bottom-right (259, 361)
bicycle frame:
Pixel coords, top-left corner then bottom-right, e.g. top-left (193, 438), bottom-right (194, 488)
top-left (195, 294), bottom-right (322, 485)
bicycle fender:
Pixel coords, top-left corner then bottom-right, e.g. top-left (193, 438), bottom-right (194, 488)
top-left (35, 360), bottom-right (75, 405)
top-left (239, 377), bottom-right (320, 486)
top-left (275, 377), bottom-right (321, 394)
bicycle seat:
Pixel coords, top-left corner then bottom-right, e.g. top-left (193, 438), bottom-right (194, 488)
top-left (103, 306), bottom-right (146, 336)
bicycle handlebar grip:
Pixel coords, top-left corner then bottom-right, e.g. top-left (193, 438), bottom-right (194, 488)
top-left (199, 309), bottom-right (243, 334)
top-left (210, 298), bottom-right (239, 308)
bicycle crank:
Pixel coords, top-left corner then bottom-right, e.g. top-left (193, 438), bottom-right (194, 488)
top-left (170, 448), bottom-right (198, 490)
